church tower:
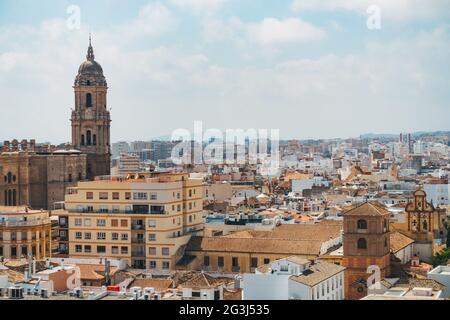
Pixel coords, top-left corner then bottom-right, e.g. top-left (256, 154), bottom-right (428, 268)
top-left (342, 202), bottom-right (391, 300)
top-left (71, 35), bottom-right (111, 179)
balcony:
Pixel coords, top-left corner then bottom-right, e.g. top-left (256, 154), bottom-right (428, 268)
top-left (231, 266), bottom-right (240, 273)
top-left (131, 225), bottom-right (145, 231)
top-left (0, 219), bottom-right (52, 228)
top-left (131, 238), bottom-right (145, 244)
top-left (131, 251), bottom-right (146, 257)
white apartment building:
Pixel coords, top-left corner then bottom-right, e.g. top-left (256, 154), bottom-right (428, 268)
top-left (424, 180), bottom-right (449, 206)
top-left (243, 256), bottom-right (345, 300)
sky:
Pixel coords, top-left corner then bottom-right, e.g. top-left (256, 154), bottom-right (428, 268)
top-left (0, 0), bottom-right (449, 143)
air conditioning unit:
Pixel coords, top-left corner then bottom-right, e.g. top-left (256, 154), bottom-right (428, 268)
top-left (412, 287), bottom-right (432, 297)
top-left (143, 293), bottom-right (151, 300)
top-left (153, 294), bottom-right (161, 300)
top-left (8, 286), bottom-right (24, 300)
top-left (41, 289), bottom-right (50, 298)
top-left (144, 287), bottom-right (155, 295)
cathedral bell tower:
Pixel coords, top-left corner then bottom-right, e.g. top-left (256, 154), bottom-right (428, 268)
top-left (71, 35), bottom-right (111, 179)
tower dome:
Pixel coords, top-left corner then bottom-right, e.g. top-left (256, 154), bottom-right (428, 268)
top-left (74, 35), bottom-right (107, 86)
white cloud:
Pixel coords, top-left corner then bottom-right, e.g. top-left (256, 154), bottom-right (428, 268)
top-left (247, 18), bottom-right (324, 46)
top-left (168, 0), bottom-right (225, 14)
top-left (120, 3), bottom-right (175, 37)
top-left (291, 0), bottom-right (450, 21)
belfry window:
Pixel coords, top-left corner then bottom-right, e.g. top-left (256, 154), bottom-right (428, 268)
top-left (357, 219), bottom-right (367, 230)
top-left (93, 134), bottom-right (97, 146)
top-left (86, 131), bottom-right (92, 145)
top-left (357, 238), bottom-right (367, 249)
top-left (86, 93), bottom-right (92, 108)
top-left (86, 80), bottom-right (91, 86)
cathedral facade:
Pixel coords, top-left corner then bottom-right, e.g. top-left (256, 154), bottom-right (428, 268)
top-left (0, 38), bottom-right (111, 209)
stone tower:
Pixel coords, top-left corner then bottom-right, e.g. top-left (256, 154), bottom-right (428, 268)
top-left (71, 35), bottom-right (111, 179)
top-left (342, 202), bottom-right (391, 300)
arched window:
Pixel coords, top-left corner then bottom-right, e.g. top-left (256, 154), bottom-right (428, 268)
top-left (423, 220), bottom-right (428, 231)
top-left (86, 80), bottom-right (91, 86)
top-left (357, 238), bottom-right (367, 249)
top-left (357, 219), bottom-right (367, 230)
top-left (93, 134), bottom-right (97, 146)
top-left (86, 130), bottom-right (92, 145)
top-left (81, 134), bottom-right (85, 146)
top-left (4, 190), bottom-right (7, 205)
top-left (12, 175), bottom-right (16, 182)
top-left (7, 189), bottom-right (12, 206)
top-left (86, 93), bottom-right (92, 108)
top-left (12, 189), bottom-right (16, 206)
top-left (7, 172), bottom-right (12, 184)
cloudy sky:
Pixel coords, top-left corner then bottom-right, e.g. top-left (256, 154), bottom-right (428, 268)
top-left (0, 0), bottom-right (449, 143)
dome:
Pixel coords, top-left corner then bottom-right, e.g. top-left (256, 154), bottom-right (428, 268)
top-left (74, 35), bottom-right (107, 86)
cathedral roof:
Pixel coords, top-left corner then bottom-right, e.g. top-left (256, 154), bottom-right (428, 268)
top-left (74, 34), bottom-right (107, 86)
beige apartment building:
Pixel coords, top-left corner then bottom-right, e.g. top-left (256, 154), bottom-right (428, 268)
top-left (54, 172), bottom-right (204, 270)
top-left (0, 206), bottom-right (52, 259)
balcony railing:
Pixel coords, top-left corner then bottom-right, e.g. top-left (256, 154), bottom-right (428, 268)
top-left (131, 225), bottom-right (145, 231)
top-left (68, 209), bottom-right (168, 215)
top-left (131, 251), bottom-right (146, 257)
top-left (231, 266), bottom-right (240, 273)
top-left (131, 238), bottom-right (145, 244)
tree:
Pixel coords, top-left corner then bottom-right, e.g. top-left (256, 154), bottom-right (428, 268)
top-left (430, 248), bottom-right (450, 268)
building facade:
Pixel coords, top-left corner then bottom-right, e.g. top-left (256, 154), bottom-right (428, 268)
top-left (342, 202), bottom-right (391, 300)
top-left (54, 172), bottom-right (203, 270)
top-left (0, 206), bottom-right (52, 259)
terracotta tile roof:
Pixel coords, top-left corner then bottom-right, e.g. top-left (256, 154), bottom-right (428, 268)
top-left (223, 288), bottom-right (242, 300)
top-left (0, 268), bottom-right (25, 283)
top-left (390, 231), bottom-right (415, 253)
top-left (224, 222), bottom-right (343, 242)
top-left (186, 236), bottom-right (324, 256)
top-left (344, 202), bottom-right (390, 217)
top-left (178, 272), bottom-right (227, 289)
top-left (290, 261), bottom-right (346, 287)
top-left (129, 278), bottom-right (174, 292)
top-left (76, 264), bottom-right (118, 281)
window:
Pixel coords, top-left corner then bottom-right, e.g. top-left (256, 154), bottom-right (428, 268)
top-left (189, 190), bottom-right (192, 197)
top-left (149, 247), bottom-right (157, 255)
top-left (68, 174), bottom-right (72, 182)
top-left (148, 234), bottom-right (156, 242)
top-left (112, 233), bottom-right (119, 241)
top-left (97, 219), bottom-right (106, 227)
top-left (121, 220), bottom-right (128, 227)
top-left (75, 232), bottom-right (82, 240)
top-left (112, 246), bottom-right (119, 254)
top-left (192, 291), bottom-right (201, 298)
top-left (218, 256), bottom-right (224, 267)
top-left (84, 232), bottom-right (91, 240)
top-left (162, 261), bottom-right (170, 269)
top-left (84, 245), bottom-right (92, 253)
top-left (86, 130), bottom-right (92, 145)
top-left (121, 233), bottom-right (128, 241)
top-left (86, 192), bottom-right (93, 200)
top-left (264, 258), bottom-right (270, 264)
top-left (133, 192), bottom-right (147, 200)
top-left (75, 218), bottom-right (82, 226)
top-left (162, 247), bottom-right (170, 256)
top-left (121, 247), bottom-right (128, 254)
top-left (149, 261), bottom-right (156, 269)
top-left (357, 238), bottom-right (367, 249)
top-left (177, 192), bottom-right (181, 199)
top-left (75, 245), bottom-right (82, 253)
top-left (113, 192), bottom-right (120, 200)
top-left (250, 258), bottom-right (258, 268)
top-left (99, 192), bottom-right (108, 200)
top-left (148, 220), bottom-right (156, 228)
top-left (112, 206), bottom-right (120, 213)
top-left (93, 134), bottom-right (97, 146)
top-left (280, 265), bottom-right (289, 272)
top-left (111, 219), bottom-right (118, 227)
top-left (81, 134), bottom-right (85, 146)
top-left (204, 256), bottom-right (210, 266)
top-left (177, 204), bottom-right (181, 212)
top-left (149, 193), bottom-right (157, 200)
top-left (84, 219), bottom-right (91, 227)
top-left (232, 257), bottom-right (239, 267)
top-left (357, 219), bottom-right (367, 229)
top-left (97, 246), bottom-right (106, 254)
top-left (125, 192), bottom-right (131, 200)
top-left (86, 93), bottom-right (92, 108)
top-left (97, 232), bottom-right (106, 240)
